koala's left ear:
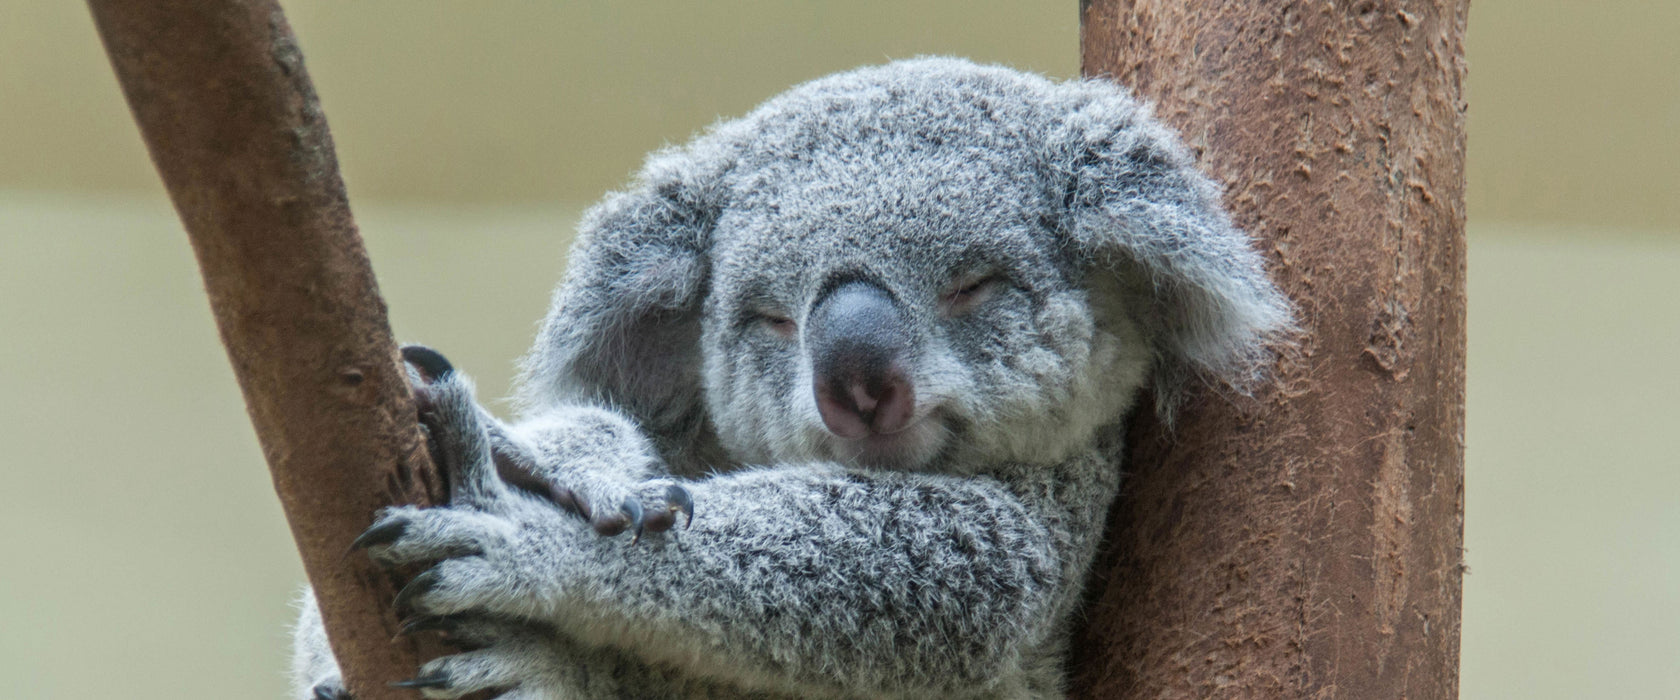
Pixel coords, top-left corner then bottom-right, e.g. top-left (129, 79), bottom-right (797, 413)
top-left (1048, 82), bottom-right (1294, 409)
top-left (516, 139), bottom-right (734, 439)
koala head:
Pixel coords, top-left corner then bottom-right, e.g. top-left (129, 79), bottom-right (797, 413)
top-left (521, 58), bottom-right (1291, 471)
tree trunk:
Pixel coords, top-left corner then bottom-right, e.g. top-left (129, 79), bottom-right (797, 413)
top-left (87, 2), bottom-right (444, 699)
top-left (1072, 2), bottom-right (1467, 698)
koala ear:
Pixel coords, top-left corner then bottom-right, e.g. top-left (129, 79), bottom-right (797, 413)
top-left (1049, 83), bottom-right (1294, 412)
top-left (516, 144), bottom-right (731, 438)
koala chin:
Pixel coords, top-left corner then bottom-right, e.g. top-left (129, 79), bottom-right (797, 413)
top-left (293, 57), bottom-right (1291, 700)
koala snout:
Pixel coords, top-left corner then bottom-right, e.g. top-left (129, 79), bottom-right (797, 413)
top-left (808, 281), bottom-right (918, 439)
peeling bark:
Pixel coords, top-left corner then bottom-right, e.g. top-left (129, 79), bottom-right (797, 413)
top-left (87, 2), bottom-right (443, 699)
top-left (1072, 1), bottom-right (1467, 698)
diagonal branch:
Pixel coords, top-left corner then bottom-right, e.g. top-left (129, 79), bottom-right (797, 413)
top-left (87, 2), bottom-right (443, 698)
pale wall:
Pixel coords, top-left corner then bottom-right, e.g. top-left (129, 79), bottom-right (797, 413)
top-left (0, 2), bottom-right (1675, 699)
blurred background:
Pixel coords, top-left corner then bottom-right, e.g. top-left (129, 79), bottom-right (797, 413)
top-left (1, 2), bottom-right (1674, 698)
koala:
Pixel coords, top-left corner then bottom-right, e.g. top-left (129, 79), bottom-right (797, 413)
top-left (292, 57), bottom-right (1291, 700)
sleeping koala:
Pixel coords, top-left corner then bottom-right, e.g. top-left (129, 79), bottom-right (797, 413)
top-left (293, 57), bottom-right (1291, 700)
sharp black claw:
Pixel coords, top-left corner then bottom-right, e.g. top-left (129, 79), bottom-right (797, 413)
top-left (396, 615), bottom-right (457, 638)
top-left (666, 484), bottom-right (694, 529)
top-left (393, 569), bottom-right (439, 618)
top-left (623, 497), bottom-right (646, 543)
top-left (401, 345), bottom-right (454, 383)
top-left (390, 672), bottom-right (450, 689)
top-left (313, 684), bottom-right (352, 700)
top-left (351, 519), bottom-right (407, 552)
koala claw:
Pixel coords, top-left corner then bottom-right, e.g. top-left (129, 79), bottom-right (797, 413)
top-left (349, 518), bottom-right (407, 552)
top-left (640, 485), bottom-right (694, 534)
top-left (400, 345), bottom-right (455, 382)
top-left (666, 484), bottom-right (695, 529)
top-left (396, 614), bottom-right (459, 638)
top-left (585, 486), bottom-right (693, 542)
top-left (389, 672), bottom-right (452, 690)
top-left (590, 498), bottom-right (644, 541)
top-left (312, 683), bottom-right (352, 700)
top-left (393, 569), bottom-right (441, 619)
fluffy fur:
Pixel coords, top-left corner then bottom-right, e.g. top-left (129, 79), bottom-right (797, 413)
top-left (292, 57), bottom-right (1290, 700)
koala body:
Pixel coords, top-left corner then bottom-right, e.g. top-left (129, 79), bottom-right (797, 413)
top-left (293, 58), bottom-right (1290, 700)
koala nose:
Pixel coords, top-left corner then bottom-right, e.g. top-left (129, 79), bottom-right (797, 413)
top-left (808, 281), bottom-right (917, 439)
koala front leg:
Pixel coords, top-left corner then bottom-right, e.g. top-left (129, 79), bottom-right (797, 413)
top-left (369, 465), bottom-right (1067, 698)
top-left (289, 346), bottom-right (693, 700)
top-left (363, 365), bottom-right (1069, 698)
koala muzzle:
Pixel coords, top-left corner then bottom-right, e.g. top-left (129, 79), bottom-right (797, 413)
top-left (808, 281), bottom-right (917, 439)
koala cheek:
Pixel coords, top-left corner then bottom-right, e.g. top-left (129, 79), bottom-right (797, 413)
top-left (1035, 294), bottom-right (1098, 364)
top-left (914, 345), bottom-right (976, 419)
top-left (702, 339), bottom-right (817, 464)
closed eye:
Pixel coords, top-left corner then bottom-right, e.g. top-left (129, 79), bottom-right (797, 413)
top-left (942, 275), bottom-right (1002, 316)
top-left (759, 313), bottom-right (797, 339)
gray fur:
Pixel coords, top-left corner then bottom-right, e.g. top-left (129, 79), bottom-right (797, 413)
top-left (293, 57), bottom-right (1290, 700)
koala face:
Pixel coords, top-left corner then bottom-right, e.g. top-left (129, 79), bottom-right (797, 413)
top-left (521, 59), bottom-right (1291, 474)
top-left (699, 142), bottom-right (1150, 471)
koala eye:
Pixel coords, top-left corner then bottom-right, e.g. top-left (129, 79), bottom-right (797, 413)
top-left (756, 313), bottom-right (798, 340)
top-left (941, 274), bottom-right (1003, 316)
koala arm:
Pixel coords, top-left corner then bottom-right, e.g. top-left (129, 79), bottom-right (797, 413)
top-left (368, 385), bottom-right (1077, 698)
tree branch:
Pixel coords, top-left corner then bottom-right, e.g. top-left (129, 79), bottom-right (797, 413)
top-left (87, 2), bottom-right (443, 698)
top-left (1072, 2), bottom-right (1468, 698)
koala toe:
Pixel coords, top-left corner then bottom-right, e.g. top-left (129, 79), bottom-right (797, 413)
top-left (639, 484), bottom-right (694, 536)
top-left (401, 621), bottom-right (564, 700)
top-left (394, 554), bottom-right (528, 619)
top-left (588, 497), bottom-right (643, 539)
top-left (591, 483), bottom-right (695, 542)
top-left (493, 446), bottom-right (592, 521)
top-left (355, 506), bottom-right (509, 568)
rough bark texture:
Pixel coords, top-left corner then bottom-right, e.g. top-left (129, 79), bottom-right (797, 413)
top-left (88, 2), bottom-right (444, 699)
top-left (1072, 2), bottom-right (1467, 698)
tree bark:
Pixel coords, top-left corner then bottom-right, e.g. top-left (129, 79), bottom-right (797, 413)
top-left (1072, 2), bottom-right (1467, 699)
top-left (87, 2), bottom-right (443, 699)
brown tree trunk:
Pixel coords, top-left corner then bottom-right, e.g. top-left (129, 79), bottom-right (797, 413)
top-left (1072, 2), bottom-right (1467, 698)
top-left (87, 2), bottom-right (444, 699)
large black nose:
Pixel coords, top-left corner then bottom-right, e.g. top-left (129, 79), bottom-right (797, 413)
top-left (807, 281), bottom-right (917, 439)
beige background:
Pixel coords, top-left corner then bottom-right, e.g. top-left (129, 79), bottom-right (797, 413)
top-left (0, 1), bottom-right (1675, 698)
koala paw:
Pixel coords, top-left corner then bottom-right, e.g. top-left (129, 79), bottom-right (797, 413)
top-left (401, 344), bottom-right (693, 544)
top-left (356, 503), bottom-right (651, 625)
top-left (496, 457), bottom-right (694, 543)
